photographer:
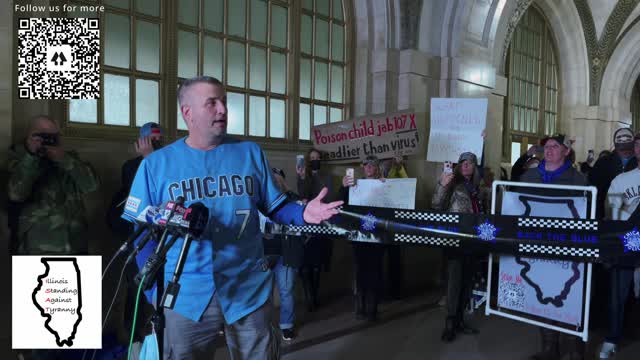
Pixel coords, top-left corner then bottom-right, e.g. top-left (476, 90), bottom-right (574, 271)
top-left (7, 115), bottom-right (99, 255)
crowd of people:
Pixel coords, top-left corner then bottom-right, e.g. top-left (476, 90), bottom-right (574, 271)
top-left (6, 77), bottom-right (640, 360)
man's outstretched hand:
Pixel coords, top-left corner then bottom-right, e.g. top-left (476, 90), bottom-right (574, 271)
top-left (303, 187), bottom-right (343, 224)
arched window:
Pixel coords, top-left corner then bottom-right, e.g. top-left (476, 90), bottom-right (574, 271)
top-left (632, 78), bottom-right (640, 133)
top-left (504, 6), bottom-right (559, 164)
top-left (298, 0), bottom-right (347, 140)
top-left (65, 0), bottom-right (350, 143)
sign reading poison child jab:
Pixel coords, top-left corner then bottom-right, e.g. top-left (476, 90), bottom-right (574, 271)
top-left (311, 111), bottom-right (425, 163)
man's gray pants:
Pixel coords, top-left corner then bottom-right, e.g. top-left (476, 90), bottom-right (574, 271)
top-left (163, 294), bottom-right (279, 360)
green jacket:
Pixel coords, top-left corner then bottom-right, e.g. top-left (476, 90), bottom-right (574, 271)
top-left (387, 164), bottom-right (408, 179)
top-left (7, 144), bottom-right (99, 254)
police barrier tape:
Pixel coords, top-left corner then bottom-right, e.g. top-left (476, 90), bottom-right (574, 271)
top-left (264, 205), bottom-right (640, 264)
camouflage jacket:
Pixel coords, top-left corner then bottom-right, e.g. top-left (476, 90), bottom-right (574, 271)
top-left (431, 181), bottom-right (490, 214)
top-left (7, 144), bottom-right (100, 254)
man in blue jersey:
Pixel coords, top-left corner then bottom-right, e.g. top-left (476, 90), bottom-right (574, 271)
top-left (122, 76), bottom-right (342, 359)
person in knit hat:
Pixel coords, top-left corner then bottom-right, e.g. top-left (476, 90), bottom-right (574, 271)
top-left (598, 131), bottom-right (640, 359)
top-left (589, 127), bottom-right (637, 219)
top-left (587, 129), bottom-right (636, 349)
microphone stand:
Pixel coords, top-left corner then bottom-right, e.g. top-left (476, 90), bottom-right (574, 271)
top-left (154, 268), bottom-right (165, 360)
top-left (149, 230), bottom-right (180, 360)
top-left (161, 233), bottom-right (193, 309)
top-left (149, 199), bottom-right (182, 360)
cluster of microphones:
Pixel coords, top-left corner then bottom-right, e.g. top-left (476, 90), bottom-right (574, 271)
top-left (119, 196), bottom-right (209, 309)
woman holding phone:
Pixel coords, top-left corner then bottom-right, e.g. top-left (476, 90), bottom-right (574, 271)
top-left (432, 152), bottom-right (490, 342)
top-left (340, 155), bottom-right (386, 321)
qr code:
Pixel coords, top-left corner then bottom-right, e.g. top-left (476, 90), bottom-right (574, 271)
top-left (18, 18), bottom-right (100, 99)
top-left (499, 282), bottom-right (525, 310)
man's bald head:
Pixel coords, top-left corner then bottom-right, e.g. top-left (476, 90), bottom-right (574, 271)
top-left (28, 115), bottom-right (58, 135)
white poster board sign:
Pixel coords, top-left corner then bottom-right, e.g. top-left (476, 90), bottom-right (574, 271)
top-left (501, 192), bottom-right (588, 219)
top-left (348, 178), bottom-right (417, 210)
top-left (497, 191), bottom-right (587, 326)
top-left (498, 256), bottom-right (585, 326)
top-left (427, 98), bottom-right (488, 163)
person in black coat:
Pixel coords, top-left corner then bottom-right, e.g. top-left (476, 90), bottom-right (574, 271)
top-left (104, 122), bottom-right (164, 347)
top-left (106, 122), bottom-right (164, 236)
top-left (340, 155), bottom-right (387, 321)
top-left (589, 128), bottom-right (637, 219)
top-left (296, 148), bottom-right (335, 312)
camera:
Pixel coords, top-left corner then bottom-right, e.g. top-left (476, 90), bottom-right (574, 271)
top-left (33, 132), bottom-right (59, 146)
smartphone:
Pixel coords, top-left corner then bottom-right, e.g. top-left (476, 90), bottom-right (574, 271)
top-left (346, 168), bottom-right (354, 178)
top-left (296, 154), bottom-right (305, 169)
top-left (587, 149), bottom-right (595, 161)
top-left (443, 161), bottom-right (453, 174)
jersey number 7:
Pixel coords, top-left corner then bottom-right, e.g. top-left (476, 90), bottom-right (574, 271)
top-left (235, 209), bottom-right (250, 240)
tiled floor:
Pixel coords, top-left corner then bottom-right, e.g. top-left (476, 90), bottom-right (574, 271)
top-left (5, 280), bottom-right (640, 359)
top-left (278, 295), bottom-right (640, 360)
top-left (214, 291), bottom-right (640, 360)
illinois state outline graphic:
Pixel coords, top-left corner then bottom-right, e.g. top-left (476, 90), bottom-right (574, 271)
top-left (32, 258), bottom-right (82, 347)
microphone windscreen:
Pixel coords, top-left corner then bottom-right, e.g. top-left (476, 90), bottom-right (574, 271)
top-left (144, 205), bottom-right (162, 224)
top-left (186, 202), bottom-right (209, 237)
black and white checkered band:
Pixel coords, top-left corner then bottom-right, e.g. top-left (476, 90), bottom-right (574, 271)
top-left (394, 210), bottom-right (460, 223)
top-left (394, 233), bottom-right (460, 247)
top-left (518, 243), bottom-right (600, 258)
top-left (517, 217), bottom-right (598, 231)
top-left (286, 225), bottom-right (340, 235)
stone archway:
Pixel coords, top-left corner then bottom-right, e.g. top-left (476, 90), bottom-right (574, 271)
top-left (492, 0), bottom-right (590, 107)
top-left (599, 20), bottom-right (640, 127)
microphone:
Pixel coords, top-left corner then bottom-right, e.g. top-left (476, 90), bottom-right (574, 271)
top-left (125, 228), bottom-right (158, 265)
top-left (135, 201), bottom-right (209, 292)
top-left (155, 196), bottom-right (186, 254)
top-left (184, 202), bottom-right (209, 237)
top-left (117, 205), bottom-right (163, 261)
top-left (162, 202), bottom-right (209, 308)
top-left (102, 205), bottom-right (163, 280)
